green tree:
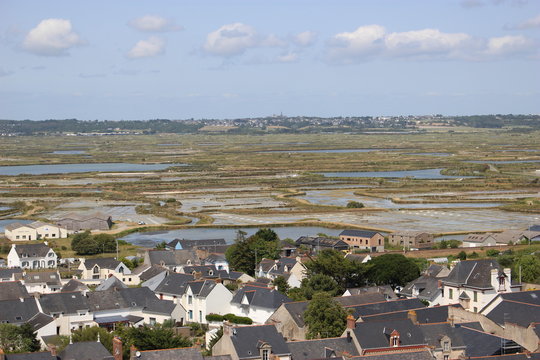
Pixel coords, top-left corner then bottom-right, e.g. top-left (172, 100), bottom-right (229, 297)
top-left (289, 273), bottom-right (341, 301)
top-left (457, 251), bottom-right (467, 260)
top-left (515, 255), bottom-right (540, 283)
top-left (365, 254), bottom-right (420, 287)
top-left (226, 228), bottom-right (280, 276)
top-left (346, 201), bottom-right (364, 208)
top-left (304, 249), bottom-right (365, 290)
top-left (94, 233), bottom-right (116, 253)
top-left (71, 231), bottom-right (99, 255)
top-left (0, 323), bottom-right (40, 353)
top-left (154, 241), bottom-right (167, 250)
top-left (122, 324), bottom-right (192, 351)
top-left (304, 292), bottom-right (348, 339)
top-left (71, 326), bottom-right (114, 353)
top-left (272, 276), bottom-right (290, 294)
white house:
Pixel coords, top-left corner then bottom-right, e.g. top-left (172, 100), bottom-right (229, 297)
top-left (230, 284), bottom-right (291, 324)
top-left (8, 243), bottom-right (57, 269)
top-left (256, 257), bottom-right (306, 289)
top-left (439, 259), bottom-right (520, 313)
top-left (204, 254), bottom-right (229, 272)
top-left (38, 292), bottom-right (95, 335)
top-left (180, 279), bottom-right (232, 324)
top-left (78, 258), bottom-right (137, 285)
top-left (23, 271), bottom-right (62, 294)
top-left (5, 221), bottom-right (68, 241)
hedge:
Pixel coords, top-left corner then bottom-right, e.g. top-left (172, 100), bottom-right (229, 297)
top-left (205, 313), bottom-right (253, 325)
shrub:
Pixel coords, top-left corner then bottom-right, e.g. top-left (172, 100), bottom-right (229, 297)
top-left (486, 249), bottom-right (500, 257)
top-left (206, 314), bottom-right (224, 322)
top-left (346, 201), bottom-right (364, 208)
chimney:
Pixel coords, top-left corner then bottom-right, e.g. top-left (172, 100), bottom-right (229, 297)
top-left (48, 344), bottom-right (57, 356)
top-left (129, 344), bottom-right (138, 360)
top-left (408, 310), bottom-right (418, 325)
top-left (448, 315), bottom-right (455, 328)
top-left (0, 348), bottom-right (5, 360)
top-left (194, 271), bottom-right (202, 280)
top-left (113, 336), bottom-right (122, 360)
top-left (223, 320), bottom-right (233, 336)
top-left (346, 315), bottom-right (356, 329)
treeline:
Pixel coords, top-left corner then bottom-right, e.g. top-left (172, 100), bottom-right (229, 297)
top-left (451, 114), bottom-right (540, 129)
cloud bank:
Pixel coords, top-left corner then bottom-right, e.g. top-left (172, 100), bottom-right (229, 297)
top-left (23, 18), bottom-right (83, 56)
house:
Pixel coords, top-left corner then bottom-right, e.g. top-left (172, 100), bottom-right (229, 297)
top-left (0, 268), bottom-right (23, 282)
top-left (38, 291), bottom-right (93, 335)
top-left (95, 276), bottom-right (128, 291)
top-left (5, 221), bottom-right (68, 241)
top-left (286, 337), bottom-right (359, 359)
top-left (87, 287), bottom-right (184, 329)
top-left (399, 265), bottom-right (450, 305)
top-left (230, 284), bottom-right (291, 324)
top-left (204, 253), bottom-right (229, 272)
top-left (295, 236), bottom-right (349, 253)
top-left (339, 229), bottom-right (385, 252)
top-left (181, 279), bottom-right (232, 324)
top-left (57, 212), bottom-right (112, 231)
top-left (128, 346), bottom-right (204, 360)
top-left (388, 231), bottom-right (434, 249)
top-left (23, 270), bottom-right (62, 294)
top-left (143, 249), bottom-right (198, 272)
top-left (344, 253), bottom-right (372, 264)
top-left (0, 297), bottom-right (40, 325)
top-left (212, 323), bottom-right (291, 360)
top-left (266, 293), bottom-right (387, 341)
top-left (8, 243), bottom-right (57, 269)
top-left (78, 258), bottom-right (136, 285)
top-left (61, 279), bottom-right (90, 294)
top-left (440, 259), bottom-right (520, 312)
top-left (27, 312), bottom-right (57, 347)
top-left (183, 265), bottom-right (220, 278)
top-left (256, 257), bottom-right (306, 288)
top-left (464, 230), bottom-right (540, 248)
top-left (0, 281), bottom-right (30, 301)
top-left (463, 233), bottom-right (499, 247)
top-left (152, 272), bottom-right (195, 302)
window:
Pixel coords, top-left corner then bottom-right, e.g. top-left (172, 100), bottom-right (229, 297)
top-left (188, 295), bottom-right (193, 305)
top-left (448, 288), bottom-right (453, 299)
top-left (16, 236), bottom-right (20, 240)
top-left (473, 291), bottom-right (478, 302)
top-left (443, 342), bottom-right (449, 351)
top-left (199, 311), bottom-right (202, 322)
top-left (188, 310), bottom-right (193, 320)
top-left (444, 356), bottom-right (449, 360)
top-left (474, 307), bottom-right (478, 313)
top-left (262, 349), bottom-right (269, 360)
top-left (392, 337), bottom-right (399, 347)
top-left (149, 317), bottom-right (156, 326)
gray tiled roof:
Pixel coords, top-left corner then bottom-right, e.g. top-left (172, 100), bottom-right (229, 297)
top-left (399, 274), bottom-right (443, 302)
top-left (444, 259), bottom-right (502, 289)
top-left (82, 258), bottom-right (120, 270)
top-left (24, 271), bottom-right (61, 285)
top-left (147, 249), bottom-right (198, 267)
top-left (136, 264), bottom-right (167, 281)
top-left (59, 341), bottom-right (114, 360)
top-left (351, 298), bottom-right (425, 319)
top-left (362, 304), bottom-right (462, 324)
top-left (231, 284), bottom-right (291, 310)
top-left (155, 272), bottom-right (194, 296)
top-left (287, 337), bottom-right (359, 359)
top-left (13, 243), bottom-right (52, 257)
top-left (61, 279), bottom-right (89, 292)
top-left (183, 265), bottom-right (219, 277)
top-left (295, 236), bottom-right (349, 249)
top-left (0, 281), bottom-right (30, 300)
top-left (87, 287), bottom-right (176, 315)
top-left (350, 318), bottom-right (426, 349)
top-left (187, 280), bottom-right (220, 298)
top-left (95, 275), bottom-right (128, 291)
top-left (177, 238), bottom-right (226, 250)
top-left (229, 325), bottom-right (290, 359)
top-left (457, 323), bottom-right (512, 357)
top-left (0, 268), bottom-right (23, 280)
top-left (419, 322), bottom-right (466, 349)
top-left (0, 297), bottom-right (40, 324)
top-left (339, 229), bottom-right (381, 238)
top-left (486, 300), bottom-right (540, 327)
top-left (27, 311), bottom-right (55, 330)
top-left (349, 350), bottom-right (435, 360)
top-left (4, 353), bottom-right (57, 360)
top-left (135, 347), bottom-right (203, 360)
top-left (39, 292), bottom-right (90, 315)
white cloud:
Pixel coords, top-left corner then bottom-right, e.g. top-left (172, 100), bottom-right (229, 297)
top-left (485, 35), bottom-right (532, 54)
top-left (203, 23), bottom-right (259, 56)
top-left (513, 14), bottom-right (540, 29)
top-left (292, 31), bottom-right (317, 47)
top-left (128, 15), bottom-right (183, 32)
top-left (384, 29), bottom-right (472, 56)
top-left (22, 18), bottom-right (83, 56)
top-left (202, 23), bottom-right (284, 57)
top-left (127, 37), bottom-right (165, 58)
top-left (326, 25), bottom-right (535, 62)
top-left (277, 52), bottom-right (299, 63)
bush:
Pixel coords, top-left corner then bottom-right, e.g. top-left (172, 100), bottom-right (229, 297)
top-left (346, 201), bottom-right (364, 208)
top-left (206, 314), bottom-right (224, 322)
top-left (486, 249), bottom-right (500, 257)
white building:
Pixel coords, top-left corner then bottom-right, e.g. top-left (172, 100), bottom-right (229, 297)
top-left (181, 280), bottom-right (232, 324)
top-left (8, 243), bottom-right (57, 269)
top-left (5, 221), bottom-right (68, 241)
top-left (78, 258), bottom-right (138, 285)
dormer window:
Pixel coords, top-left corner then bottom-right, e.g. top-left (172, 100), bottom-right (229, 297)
top-left (262, 349), bottom-right (269, 360)
top-left (389, 330), bottom-right (400, 347)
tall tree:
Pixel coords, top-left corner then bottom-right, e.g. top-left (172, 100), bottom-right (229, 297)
top-left (365, 254), bottom-right (420, 286)
top-left (515, 255), bottom-right (540, 283)
top-left (304, 249), bottom-right (365, 290)
top-left (304, 292), bottom-right (348, 339)
top-left (226, 228), bottom-right (280, 276)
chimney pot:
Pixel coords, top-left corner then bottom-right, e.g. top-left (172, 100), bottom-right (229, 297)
top-left (113, 336), bottom-right (122, 360)
top-left (408, 310), bottom-right (418, 325)
top-left (346, 315), bottom-right (356, 329)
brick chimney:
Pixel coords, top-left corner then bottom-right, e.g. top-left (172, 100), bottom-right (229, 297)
top-left (48, 344), bottom-right (57, 356)
top-left (113, 336), bottom-right (122, 360)
top-left (129, 344), bottom-right (138, 360)
top-left (0, 348), bottom-right (5, 360)
top-left (407, 310), bottom-right (418, 325)
top-left (346, 315), bottom-right (356, 329)
top-left (223, 320), bottom-right (233, 336)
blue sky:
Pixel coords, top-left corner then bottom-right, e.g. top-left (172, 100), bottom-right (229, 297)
top-left (0, 0), bottom-right (539, 120)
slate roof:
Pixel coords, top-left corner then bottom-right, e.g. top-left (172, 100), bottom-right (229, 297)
top-left (95, 275), bottom-right (128, 291)
top-left (295, 236), bottom-right (349, 249)
top-left (350, 298), bottom-right (426, 320)
top-left (362, 304), bottom-right (462, 324)
top-left (345, 286), bottom-right (397, 300)
top-left (349, 349), bottom-right (435, 360)
top-left (205, 253), bottom-right (227, 263)
top-left (174, 238), bottom-right (226, 250)
top-left (136, 264), bottom-right (167, 281)
top-left (0, 281), bottom-right (30, 300)
top-left (13, 243), bottom-right (52, 257)
top-left (59, 341), bottom-right (114, 360)
top-left (4, 353), bottom-right (57, 360)
top-left (61, 279), bottom-right (89, 293)
top-left (287, 337), bottom-right (360, 359)
top-left (419, 322), bottom-right (466, 349)
top-left (87, 287), bottom-right (176, 315)
top-left (27, 311), bottom-right (55, 331)
top-left (5, 221), bottom-right (60, 231)
top-left (345, 253), bottom-right (369, 263)
top-left (0, 297), bottom-right (40, 324)
top-left (457, 323), bottom-right (514, 357)
top-left (485, 299), bottom-right (540, 327)
top-left (350, 318), bottom-right (426, 349)
top-left (231, 284), bottom-right (291, 310)
top-left (184, 265), bottom-right (219, 277)
top-left (147, 249), bottom-right (198, 267)
top-left (187, 280), bottom-right (220, 298)
top-left (443, 259), bottom-right (503, 289)
top-left (497, 289), bottom-right (540, 305)
top-left (399, 274), bottom-right (443, 302)
top-left (339, 230), bottom-right (381, 238)
top-left (134, 347), bottom-right (204, 360)
top-left (424, 264), bottom-right (447, 277)
top-left (82, 258), bottom-right (120, 270)
top-left (39, 292), bottom-right (90, 315)
top-left (154, 272), bottom-right (194, 296)
top-left (0, 267), bottom-right (23, 280)
top-left (229, 325), bottom-right (290, 359)
top-left (24, 271), bottom-right (61, 285)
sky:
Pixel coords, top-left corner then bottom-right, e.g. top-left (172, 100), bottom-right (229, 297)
top-left (0, 0), bottom-right (539, 120)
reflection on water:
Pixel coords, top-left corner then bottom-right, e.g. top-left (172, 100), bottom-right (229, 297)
top-left (0, 163), bottom-right (188, 176)
top-left (318, 168), bottom-right (475, 179)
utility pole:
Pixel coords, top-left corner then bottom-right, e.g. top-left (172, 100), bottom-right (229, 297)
top-left (254, 248), bottom-right (257, 277)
